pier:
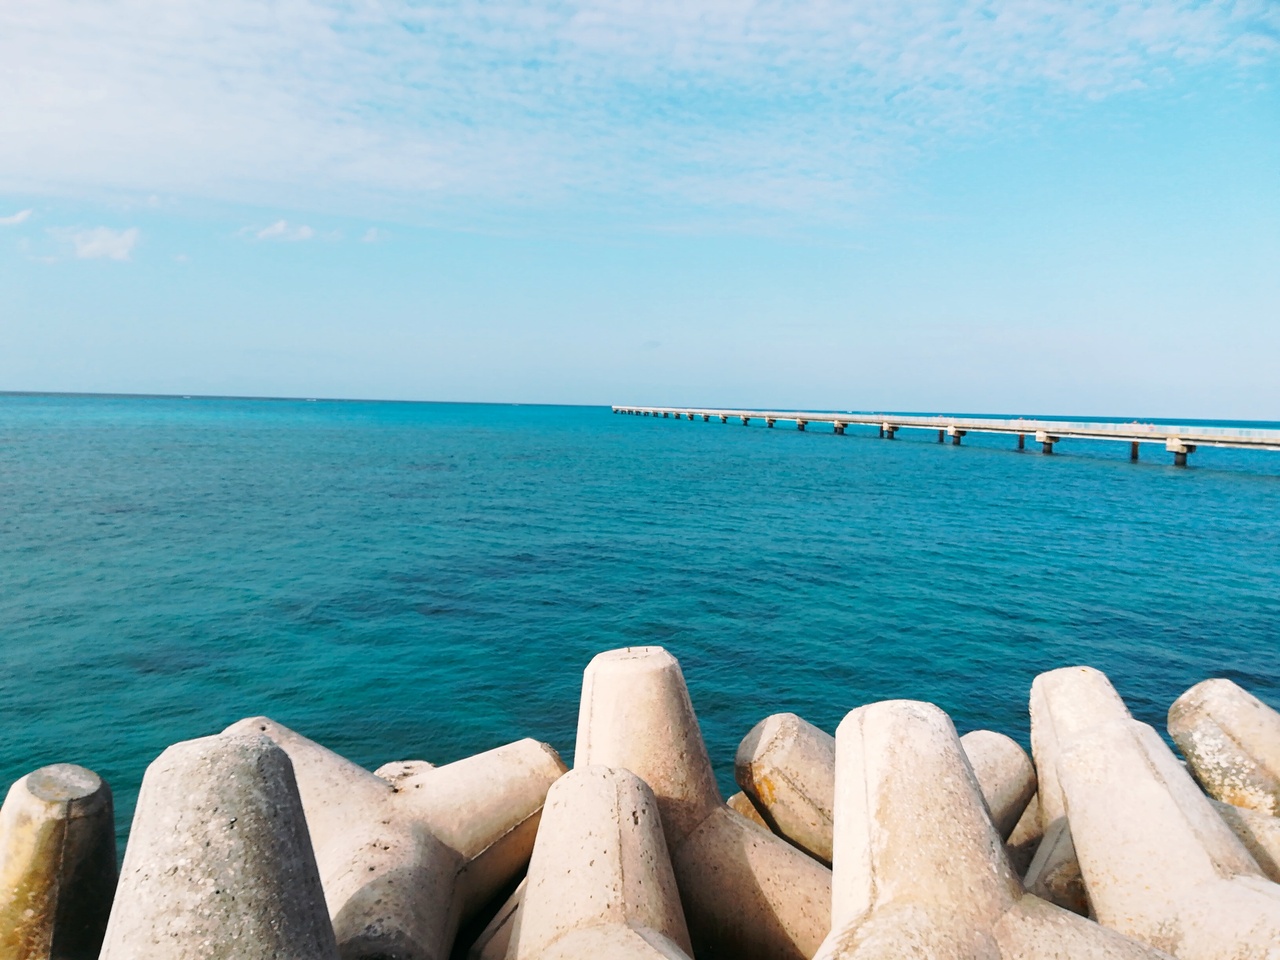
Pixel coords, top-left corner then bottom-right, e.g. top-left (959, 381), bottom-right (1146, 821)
top-left (612, 406), bottom-right (1280, 465)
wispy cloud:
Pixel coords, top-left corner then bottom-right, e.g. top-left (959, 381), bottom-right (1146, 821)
top-left (360, 228), bottom-right (387, 243)
top-left (0, 1), bottom-right (1275, 221)
top-left (48, 226), bottom-right (139, 260)
top-left (254, 220), bottom-right (315, 242)
top-left (1, 209), bottom-right (33, 226)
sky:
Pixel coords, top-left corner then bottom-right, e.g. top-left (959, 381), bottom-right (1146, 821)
top-left (1, 0), bottom-right (1278, 416)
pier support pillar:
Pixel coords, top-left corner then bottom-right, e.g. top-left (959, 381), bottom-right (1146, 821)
top-left (1018, 433), bottom-right (1025, 450)
top-left (741, 416), bottom-right (750, 426)
top-left (1036, 431), bottom-right (1059, 455)
top-left (703, 414), bottom-right (710, 422)
top-left (833, 422), bottom-right (845, 435)
top-left (1166, 438), bottom-right (1195, 466)
top-left (720, 415), bottom-right (728, 423)
top-left (881, 423), bottom-right (897, 440)
top-left (948, 427), bottom-right (966, 446)
top-left (1131, 442), bottom-right (1140, 462)
top-left (796, 420), bottom-right (807, 432)
top-left (938, 430), bottom-right (945, 443)
top-left (663, 412), bottom-right (669, 418)
top-left (766, 418), bottom-right (776, 428)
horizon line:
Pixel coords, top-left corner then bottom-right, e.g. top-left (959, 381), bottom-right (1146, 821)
top-left (2, 390), bottom-right (1278, 427)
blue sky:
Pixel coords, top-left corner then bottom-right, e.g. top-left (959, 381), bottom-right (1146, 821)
top-left (2, 0), bottom-right (1277, 416)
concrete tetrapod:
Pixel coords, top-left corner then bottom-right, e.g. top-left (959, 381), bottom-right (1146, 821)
top-left (1025, 666), bottom-right (1133, 915)
top-left (576, 647), bottom-right (831, 960)
top-left (813, 700), bottom-right (1172, 960)
top-left (98, 733), bottom-right (338, 960)
top-left (223, 717), bottom-right (566, 960)
top-left (1168, 679), bottom-right (1280, 816)
top-left (471, 777), bottom-right (719, 960)
top-left (959, 730), bottom-right (1038, 842)
top-left (0, 764), bottom-right (117, 960)
top-left (1058, 718), bottom-right (1280, 958)
top-left (388, 742), bottom-right (566, 920)
top-left (735, 713), bottom-right (837, 864)
top-left (512, 766), bottom-right (693, 960)
top-left (735, 713), bottom-right (1037, 863)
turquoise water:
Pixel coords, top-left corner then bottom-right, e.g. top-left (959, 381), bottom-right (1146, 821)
top-left (2, 394), bottom-right (1278, 848)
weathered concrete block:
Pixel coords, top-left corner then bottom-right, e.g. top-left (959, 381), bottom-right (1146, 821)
top-left (726, 791), bottom-right (770, 830)
top-left (391, 739), bottom-right (566, 919)
top-left (960, 730), bottom-right (1037, 842)
top-left (1059, 717), bottom-right (1280, 959)
top-left (225, 717), bottom-right (454, 960)
top-left (0, 764), bottom-right (117, 960)
top-left (98, 733), bottom-right (337, 960)
top-left (736, 713), bottom-right (836, 863)
top-left (1211, 799), bottom-right (1280, 883)
top-left (1169, 678), bottom-right (1280, 816)
top-left (576, 647), bottom-right (831, 960)
top-left (1025, 666), bottom-right (1132, 915)
top-left (814, 700), bottom-right (1171, 960)
top-left (224, 717), bottom-right (565, 960)
top-left (513, 766), bottom-right (692, 960)
top-left (1030, 667), bottom-right (1131, 829)
top-left (735, 712), bottom-right (1037, 867)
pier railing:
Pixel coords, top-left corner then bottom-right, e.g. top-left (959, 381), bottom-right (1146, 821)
top-left (612, 406), bottom-right (1280, 465)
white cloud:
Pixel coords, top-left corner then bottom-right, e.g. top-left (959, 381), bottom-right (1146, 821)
top-left (361, 227), bottom-right (387, 243)
top-left (254, 220), bottom-right (314, 241)
top-left (0, 1), bottom-right (1274, 221)
top-left (1, 209), bottom-right (32, 225)
top-left (48, 226), bottom-right (139, 260)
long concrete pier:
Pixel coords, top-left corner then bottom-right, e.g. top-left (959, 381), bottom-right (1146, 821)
top-left (612, 406), bottom-right (1280, 465)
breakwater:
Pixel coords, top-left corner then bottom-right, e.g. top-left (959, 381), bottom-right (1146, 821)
top-left (4, 646), bottom-right (1279, 959)
top-left (615, 405), bottom-right (1280, 465)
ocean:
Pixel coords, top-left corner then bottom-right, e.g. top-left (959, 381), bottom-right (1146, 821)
top-left (1, 393), bottom-right (1278, 847)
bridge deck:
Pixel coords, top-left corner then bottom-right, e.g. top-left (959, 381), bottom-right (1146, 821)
top-left (612, 406), bottom-right (1280, 453)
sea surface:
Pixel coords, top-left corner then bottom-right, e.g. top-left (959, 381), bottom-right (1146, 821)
top-left (2, 393), bottom-right (1278, 848)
